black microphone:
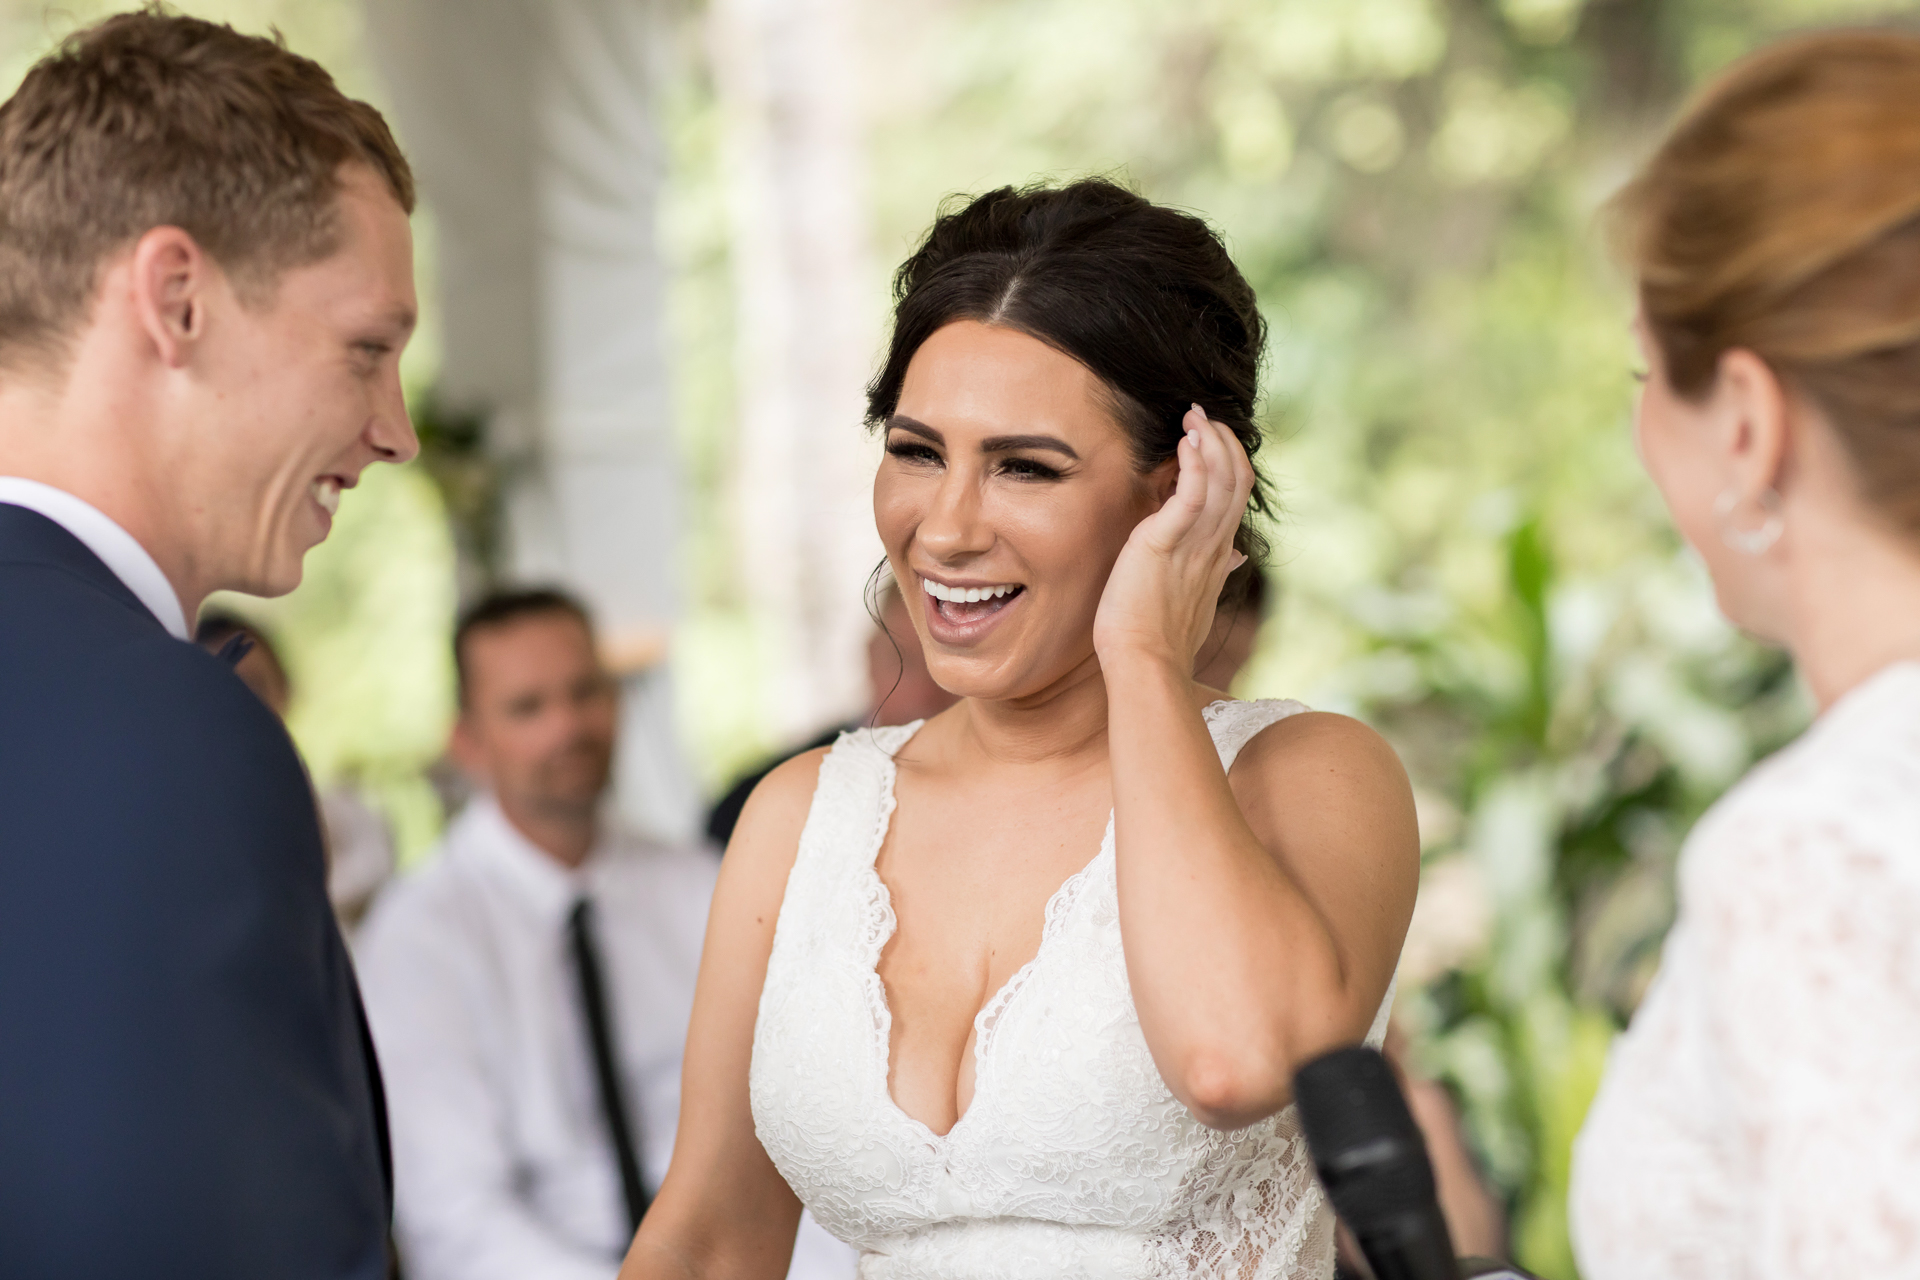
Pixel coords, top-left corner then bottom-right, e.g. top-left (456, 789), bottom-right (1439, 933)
top-left (1294, 1045), bottom-right (1461, 1280)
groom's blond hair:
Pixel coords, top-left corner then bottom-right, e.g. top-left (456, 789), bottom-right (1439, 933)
top-left (0, 5), bottom-right (414, 371)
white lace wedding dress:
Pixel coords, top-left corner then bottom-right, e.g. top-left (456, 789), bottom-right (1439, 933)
top-left (750, 699), bottom-right (1393, 1280)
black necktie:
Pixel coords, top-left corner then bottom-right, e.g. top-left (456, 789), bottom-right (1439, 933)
top-left (567, 897), bottom-right (650, 1235)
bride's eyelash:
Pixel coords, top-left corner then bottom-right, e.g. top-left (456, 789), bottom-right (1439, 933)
top-left (1000, 456), bottom-right (1063, 481)
top-left (886, 440), bottom-right (942, 465)
top-left (885, 440), bottom-right (1063, 481)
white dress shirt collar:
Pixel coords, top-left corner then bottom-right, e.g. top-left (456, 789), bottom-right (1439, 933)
top-left (459, 793), bottom-right (609, 920)
top-left (0, 476), bottom-right (189, 640)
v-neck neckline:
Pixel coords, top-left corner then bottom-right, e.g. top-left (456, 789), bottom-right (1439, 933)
top-left (859, 722), bottom-right (1114, 1146)
top-left (854, 700), bottom-right (1239, 1145)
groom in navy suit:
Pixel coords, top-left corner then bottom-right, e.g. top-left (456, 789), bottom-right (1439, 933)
top-left (0, 13), bottom-right (420, 1278)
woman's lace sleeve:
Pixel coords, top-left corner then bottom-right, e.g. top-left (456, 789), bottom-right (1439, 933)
top-left (1693, 807), bottom-right (1920, 1278)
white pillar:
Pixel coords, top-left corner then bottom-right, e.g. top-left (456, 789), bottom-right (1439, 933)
top-left (709, 0), bottom-right (886, 742)
top-left (366, 0), bottom-right (698, 840)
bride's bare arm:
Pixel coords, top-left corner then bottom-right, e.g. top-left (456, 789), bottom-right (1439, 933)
top-left (1097, 408), bottom-right (1419, 1131)
top-left (1110, 685), bottom-right (1418, 1130)
top-left (618, 750), bottom-right (828, 1280)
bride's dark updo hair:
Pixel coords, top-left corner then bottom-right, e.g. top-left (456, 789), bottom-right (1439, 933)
top-left (866, 179), bottom-right (1274, 592)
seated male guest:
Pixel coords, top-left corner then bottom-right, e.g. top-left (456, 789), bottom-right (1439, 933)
top-left (358, 589), bottom-right (853, 1280)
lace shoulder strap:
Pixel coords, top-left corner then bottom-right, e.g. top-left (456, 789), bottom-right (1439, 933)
top-left (830, 719), bottom-right (923, 766)
top-left (1201, 697), bottom-right (1311, 771)
top-left (787, 720), bottom-right (922, 880)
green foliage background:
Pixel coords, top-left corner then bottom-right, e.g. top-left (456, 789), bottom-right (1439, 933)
top-left (6, 1), bottom-right (1915, 1274)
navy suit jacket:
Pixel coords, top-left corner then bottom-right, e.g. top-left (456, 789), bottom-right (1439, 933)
top-left (0, 503), bottom-right (391, 1278)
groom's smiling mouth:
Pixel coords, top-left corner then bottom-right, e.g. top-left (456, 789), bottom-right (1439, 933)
top-left (310, 473), bottom-right (355, 519)
top-left (311, 477), bottom-right (342, 516)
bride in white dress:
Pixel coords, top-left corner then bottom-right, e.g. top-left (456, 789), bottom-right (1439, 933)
top-left (622, 179), bottom-right (1419, 1280)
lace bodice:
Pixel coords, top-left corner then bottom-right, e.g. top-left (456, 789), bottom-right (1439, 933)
top-left (1571, 661), bottom-right (1920, 1279)
top-left (750, 699), bottom-right (1393, 1280)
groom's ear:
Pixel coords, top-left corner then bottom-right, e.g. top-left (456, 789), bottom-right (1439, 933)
top-left (128, 226), bottom-right (218, 369)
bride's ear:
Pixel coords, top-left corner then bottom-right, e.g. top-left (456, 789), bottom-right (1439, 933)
top-left (1148, 454), bottom-right (1181, 506)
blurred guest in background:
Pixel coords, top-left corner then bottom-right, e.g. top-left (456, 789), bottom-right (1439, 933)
top-left (195, 611), bottom-right (399, 936)
top-left (195, 609), bottom-right (294, 714)
top-left (358, 588), bottom-right (853, 1280)
top-left (705, 578), bottom-right (958, 848)
top-left (1571, 31), bottom-right (1920, 1279)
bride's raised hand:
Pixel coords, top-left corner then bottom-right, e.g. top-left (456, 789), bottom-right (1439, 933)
top-left (1093, 403), bottom-right (1256, 673)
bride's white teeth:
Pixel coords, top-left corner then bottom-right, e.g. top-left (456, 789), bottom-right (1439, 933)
top-left (918, 576), bottom-right (1023, 605)
top-left (312, 477), bottom-right (342, 516)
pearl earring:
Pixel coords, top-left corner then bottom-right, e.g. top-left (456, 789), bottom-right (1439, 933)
top-left (1714, 487), bottom-right (1783, 555)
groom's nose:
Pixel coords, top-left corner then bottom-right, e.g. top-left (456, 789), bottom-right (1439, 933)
top-left (366, 368), bottom-right (419, 464)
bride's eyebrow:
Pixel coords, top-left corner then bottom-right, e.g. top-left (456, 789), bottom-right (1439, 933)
top-left (885, 415), bottom-right (943, 445)
top-left (981, 433), bottom-right (1078, 459)
top-left (885, 414), bottom-right (1079, 460)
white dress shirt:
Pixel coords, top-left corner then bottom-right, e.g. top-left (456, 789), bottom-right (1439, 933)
top-left (357, 796), bottom-right (856, 1280)
top-left (0, 476), bottom-right (188, 639)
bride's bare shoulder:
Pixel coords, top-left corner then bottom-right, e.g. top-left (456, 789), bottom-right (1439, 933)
top-left (1229, 708), bottom-right (1418, 866)
top-left (1226, 707), bottom-right (1416, 837)
top-left (725, 747), bottom-right (832, 870)
top-left (699, 747), bottom-right (835, 959)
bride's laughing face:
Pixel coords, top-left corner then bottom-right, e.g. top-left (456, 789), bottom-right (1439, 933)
top-left (873, 319), bottom-right (1172, 703)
